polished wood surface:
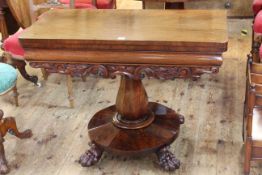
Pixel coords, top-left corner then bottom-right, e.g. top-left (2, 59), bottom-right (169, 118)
top-left (116, 76), bottom-right (148, 122)
top-left (19, 9), bottom-right (228, 171)
top-left (20, 9), bottom-right (227, 54)
top-left (87, 102), bottom-right (182, 155)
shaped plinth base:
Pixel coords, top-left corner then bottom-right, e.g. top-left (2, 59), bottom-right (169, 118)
top-left (79, 102), bottom-right (184, 171)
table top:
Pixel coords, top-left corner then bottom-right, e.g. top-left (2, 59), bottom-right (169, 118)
top-left (20, 9), bottom-right (228, 53)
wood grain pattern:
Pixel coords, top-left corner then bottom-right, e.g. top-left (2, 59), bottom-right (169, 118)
top-left (20, 9), bottom-right (228, 53)
top-left (24, 51), bottom-right (223, 65)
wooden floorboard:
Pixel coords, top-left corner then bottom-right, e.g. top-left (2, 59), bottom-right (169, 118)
top-left (0, 2), bottom-right (257, 174)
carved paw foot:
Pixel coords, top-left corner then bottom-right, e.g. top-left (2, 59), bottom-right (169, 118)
top-left (0, 158), bottom-right (9, 174)
top-left (156, 146), bottom-right (180, 171)
top-left (79, 143), bottom-right (103, 167)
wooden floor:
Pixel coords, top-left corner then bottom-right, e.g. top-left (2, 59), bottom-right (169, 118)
top-left (0, 2), bottom-right (258, 175)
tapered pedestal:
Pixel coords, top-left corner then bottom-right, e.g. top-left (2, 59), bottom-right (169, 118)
top-left (79, 75), bottom-right (184, 171)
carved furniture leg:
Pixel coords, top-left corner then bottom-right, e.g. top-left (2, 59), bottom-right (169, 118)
top-left (252, 41), bottom-right (261, 63)
top-left (12, 59), bottom-right (38, 85)
top-left (81, 76), bottom-right (86, 82)
top-left (156, 146), bottom-right (180, 171)
top-left (79, 142), bottom-right (103, 167)
top-left (66, 75), bottom-right (74, 108)
top-left (80, 75), bottom-right (184, 170)
top-left (244, 138), bottom-right (252, 175)
top-left (12, 85), bottom-right (18, 107)
top-left (0, 110), bottom-right (32, 174)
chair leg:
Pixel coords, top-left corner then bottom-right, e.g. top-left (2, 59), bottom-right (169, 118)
top-left (12, 85), bottom-right (19, 107)
top-left (252, 41), bottom-right (261, 63)
top-left (66, 75), bottom-right (74, 108)
top-left (244, 138), bottom-right (252, 175)
top-left (12, 59), bottom-right (38, 85)
top-left (0, 110), bottom-right (32, 174)
top-left (41, 68), bottom-right (49, 80)
top-left (81, 75), bottom-right (86, 82)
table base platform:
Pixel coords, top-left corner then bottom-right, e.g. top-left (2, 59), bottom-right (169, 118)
top-left (79, 102), bottom-right (184, 171)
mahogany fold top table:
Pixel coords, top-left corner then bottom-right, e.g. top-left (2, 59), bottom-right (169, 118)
top-left (19, 9), bottom-right (228, 171)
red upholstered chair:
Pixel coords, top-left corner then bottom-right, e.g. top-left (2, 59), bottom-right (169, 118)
top-left (1, 1), bottom-right (39, 85)
top-left (59, 0), bottom-right (116, 9)
top-left (253, 10), bottom-right (262, 62)
top-left (2, 0), bottom-right (94, 108)
top-left (253, 0), bottom-right (262, 15)
top-left (252, 0), bottom-right (262, 63)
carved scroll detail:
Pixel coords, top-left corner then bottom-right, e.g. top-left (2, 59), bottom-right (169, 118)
top-left (30, 62), bottom-right (219, 80)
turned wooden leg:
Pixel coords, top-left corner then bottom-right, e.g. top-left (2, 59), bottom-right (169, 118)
top-left (79, 142), bottom-right (103, 167)
top-left (81, 76), bottom-right (86, 82)
top-left (244, 138), bottom-right (252, 175)
top-left (12, 85), bottom-right (18, 107)
top-left (13, 59), bottom-right (38, 85)
top-left (242, 106), bottom-right (246, 142)
top-left (41, 68), bottom-right (49, 80)
top-left (252, 41), bottom-right (261, 63)
top-left (66, 75), bottom-right (74, 108)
